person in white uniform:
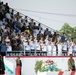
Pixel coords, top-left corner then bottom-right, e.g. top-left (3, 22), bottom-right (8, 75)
top-left (51, 42), bottom-right (56, 56)
top-left (57, 41), bottom-right (62, 56)
top-left (68, 43), bottom-right (73, 56)
top-left (6, 42), bottom-right (12, 56)
top-left (47, 42), bottom-right (52, 56)
top-left (25, 41), bottom-right (30, 56)
top-left (41, 42), bottom-right (47, 56)
top-left (30, 41), bottom-right (35, 56)
top-left (35, 41), bottom-right (41, 56)
top-left (62, 41), bottom-right (68, 56)
top-left (73, 42), bottom-right (76, 56)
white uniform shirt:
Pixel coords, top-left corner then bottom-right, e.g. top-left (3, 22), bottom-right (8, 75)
top-left (57, 43), bottom-right (62, 52)
top-left (30, 44), bottom-right (35, 50)
top-left (35, 43), bottom-right (40, 50)
top-left (47, 45), bottom-right (52, 52)
top-left (73, 45), bottom-right (76, 51)
top-left (25, 45), bottom-right (30, 51)
top-left (42, 44), bottom-right (47, 52)
top-left (62, 43), bottom-right (67, 50)
top-left (7, 46), bottom-right (12, 52)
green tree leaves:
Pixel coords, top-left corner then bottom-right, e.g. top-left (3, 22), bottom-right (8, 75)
top-left (59, 23), bottom-right (76, 41)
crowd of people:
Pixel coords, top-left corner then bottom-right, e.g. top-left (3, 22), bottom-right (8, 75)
top-left (0, 1), bottom-right (76, 56)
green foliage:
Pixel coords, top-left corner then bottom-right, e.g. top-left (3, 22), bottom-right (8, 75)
top-left (60, 23), bottom-right (72, 34)
top-left (59, 23), bottom-right (76, 41)
top-left (34, 60), bottom-right (43, 74)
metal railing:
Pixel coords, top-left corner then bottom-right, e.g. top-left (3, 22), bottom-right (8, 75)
top-left (6, 50), bottom-right (76, 56)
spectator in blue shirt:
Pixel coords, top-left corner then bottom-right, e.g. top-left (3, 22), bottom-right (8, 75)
top-left (0, 41), bottom-right (7, 56)
top-left (61, 33), bottom-right (66, 42)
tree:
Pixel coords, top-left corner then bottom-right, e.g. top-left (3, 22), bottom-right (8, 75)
top-left (73, 26), bottom-right (76, 42)
top-left (59, 23), bottom-right (73, 39)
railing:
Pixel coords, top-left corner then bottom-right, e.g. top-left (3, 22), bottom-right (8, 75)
top-left (6, 50), bottom-right (75, 56)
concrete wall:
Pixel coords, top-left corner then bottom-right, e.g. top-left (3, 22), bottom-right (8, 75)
top-left (4, 56), bottom-right (76, 75)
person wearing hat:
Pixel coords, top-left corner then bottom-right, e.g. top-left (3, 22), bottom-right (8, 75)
top-left (0, 55), bottom-right (5, 75)
top-left (68, 54), bottom-right (75, 71)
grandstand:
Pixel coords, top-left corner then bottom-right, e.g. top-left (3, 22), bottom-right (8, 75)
top-left (0, 1), bottom-right (76, 75)
top-left (0, 1), bottom-right (56, 56)
top-left (0, 1), bottom-right (76, 57)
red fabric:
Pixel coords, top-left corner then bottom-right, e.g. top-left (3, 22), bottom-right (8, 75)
top-left (70, 71), bottom-right (76, 75)
top-left (16, 66), bottom-right (21, 75)
top-left (58, 71), bottom-right (64, 75)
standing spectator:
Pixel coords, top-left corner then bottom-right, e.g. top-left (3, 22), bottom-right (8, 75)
top-left (68, 43), bottom-right (73, 56)
top-left (68, 54), bottom-right (75, 71)
top-left (35, 41), bottom-right (41, 56)
top-left (45, 35), bottom-right (49, 45)
top-left (61, 33), bottom-right (66, 42)
top-left (56, 34), bottom-right (61, 42)
top-left (16, 56), bottom-right (22, 75)
top-left (51, 42), bottom-right (56, 56)
top-left (0, 55), bottom-right (5, 75)
top-left (25, 41), bottom-right (30, 56)
top-left (0, 41), bottom-right (7, 57)
top-left (73, 42), bottom-right (76, 56)
top-left (41, 42), bottom-right (47, 56)
top-left (6, 42), bottom-right (12, 52)
top-left (57, 40), bottom-right (62, 56)
top-left (47, 42), bottom-right (52, 56)
top-left (62, 41), bottom-right (68, 56)
top-left (11, 36), bottom-right (18, 51)
top-left (30, 41), bottom-right (35, 56)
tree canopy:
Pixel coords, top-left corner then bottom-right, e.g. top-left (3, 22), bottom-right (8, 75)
top-left (59, 23), bottom-right (76, 41)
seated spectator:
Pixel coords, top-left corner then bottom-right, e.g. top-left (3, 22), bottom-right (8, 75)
top-left (5, 11), bottom-right (11, 20)
top-left (20, 23), bottom-right (25, 32)
top-left (44, 28), bottom-right (49, 37)
top-left (15, 12), bottom-right (22, 20)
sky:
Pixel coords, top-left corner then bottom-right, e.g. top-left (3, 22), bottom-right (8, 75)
top-left (1, 0), bottom-right (76, 30)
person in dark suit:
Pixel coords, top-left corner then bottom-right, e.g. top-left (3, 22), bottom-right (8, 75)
top-left (0, 55), bottom-right (5, 75)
